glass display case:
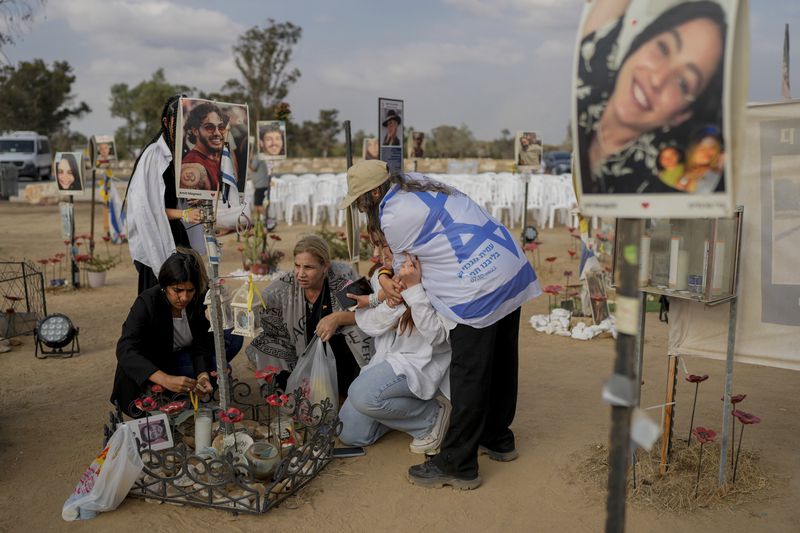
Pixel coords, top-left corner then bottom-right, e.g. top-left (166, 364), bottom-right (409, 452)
top-left (613, 208), bottom-right (743, 304)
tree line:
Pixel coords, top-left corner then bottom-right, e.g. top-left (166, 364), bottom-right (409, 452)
top-left (0, 15), bottom-right (569, 158)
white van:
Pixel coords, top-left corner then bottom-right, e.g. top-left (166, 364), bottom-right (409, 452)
top-left (0, 131), bottom-right (52, 180)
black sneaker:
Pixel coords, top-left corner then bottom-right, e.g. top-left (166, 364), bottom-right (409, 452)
top-left (478, 445), bottom-right (519, 462)
top-left (407, 461), bottom-right (481, 490)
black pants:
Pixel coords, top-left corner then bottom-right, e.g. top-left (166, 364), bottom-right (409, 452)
top-left (135, 260), bottom-right (158, 294)
top-left (433, 307), bottom-right (521, 478)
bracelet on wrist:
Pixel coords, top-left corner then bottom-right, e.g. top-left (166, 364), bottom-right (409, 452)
top-left (181, 209), bottom-right (189, 222)
top-left (368, 292), bottom-right (380, 308)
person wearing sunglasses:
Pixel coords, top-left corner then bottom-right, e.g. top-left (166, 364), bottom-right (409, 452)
top-left (181, 101), bottom-right (229, 192)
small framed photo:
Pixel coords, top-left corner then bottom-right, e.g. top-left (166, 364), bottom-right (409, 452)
top-left (125, 413), bottom-right (174, 451)
top-left (362, 137), bottom-right (379, 160)
top-left (515, 131), bottom-right (543, 172)
top-left (92, 134), bottom-right (117, 165)
top-left (257, 120), bottom-right (286, 161)
top-left (53, 152), bottom-right (84, 195)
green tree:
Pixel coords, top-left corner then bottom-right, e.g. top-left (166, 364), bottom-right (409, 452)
top-left (224, 19), bottom-right (301, 123)
top-left (288, 109), bottom-right (343, 157)
top-left (50, 129), bottom-right (88, 152)
top-left (109, 69), bottom-right (192, 157)
top-left (426, 124), bottom-right (477, 158)
top-left (0, 0), bottom-right (45, 48)
top-left (0, 59), bottom-right (90, 135)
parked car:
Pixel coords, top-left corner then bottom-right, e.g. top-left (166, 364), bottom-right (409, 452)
top-left (543, 151), bottom-right (572, 175)
top-left (0, 131), bottom-right (52, 180)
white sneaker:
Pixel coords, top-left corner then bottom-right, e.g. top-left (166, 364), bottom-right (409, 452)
top-left (409, 398), bottom-right (451, 454)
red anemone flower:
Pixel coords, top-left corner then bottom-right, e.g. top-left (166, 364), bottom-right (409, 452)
top-left (161, 400), bottom-right (187, 415)
top-left (721, 394), bottom-right (747, 404)
top-left (134, 396), bottom-right (158, 412)
top-left (692, 427), bottom-right (717, 444)
top-left (686, 374), bottom-right (709, 384)
top-left (568, 250), bottom-right (576, 258)
top-left (102, 235), bottom-right (111, 242)
top-left (255, 365), bottom-right (280, 382)
top-left (220, 407), bottom-right (244, 424)
top-left (523, 242), bottom-right (538, 252)
top-left (563, 270), bottom-right (573, 277)
top-left (266, 393), bottom-right (289, 407)
top-left (543, 284), bottom-right (563, 295)
top-left (269, 234), bottom-right (282, 241)
top-left (63, 240), bottom-right (71, 245)
top-left (732, 410), bottom-right (761, 425)
top-left (546, 256), bottom-right (557, 263)
top-left (37, 258), bottom-right (49, 265)
top-left (55, 252), bottom-right (66, 258)
top-left (151, 384), bottom-right (164, 393)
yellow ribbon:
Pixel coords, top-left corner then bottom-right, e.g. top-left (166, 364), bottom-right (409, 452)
top-left (189, 390), bottom-right (199, 413)
top-left (247, 274), bottom-right (266, 311)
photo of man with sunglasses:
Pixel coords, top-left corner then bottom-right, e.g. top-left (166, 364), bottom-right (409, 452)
top-left (181, 101), bottom-right (228, 191)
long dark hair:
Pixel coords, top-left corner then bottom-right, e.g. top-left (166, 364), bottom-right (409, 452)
top-left (123, 93), bottom-right (184, 209)
top-left (358, 172), bottom-right (455, 244)
top-left (157, 248), bottom-right (208, 302)
top-left (623, 1), bottom-right (727, 129)
top-left (57, 153), bottom-right (82, 190)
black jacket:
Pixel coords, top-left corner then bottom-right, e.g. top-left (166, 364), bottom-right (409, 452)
top-left (111, 285), bottom-right (212, 416)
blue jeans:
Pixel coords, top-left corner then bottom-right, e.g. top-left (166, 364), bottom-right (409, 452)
top-left (339, 361), bottom-right (439, 446)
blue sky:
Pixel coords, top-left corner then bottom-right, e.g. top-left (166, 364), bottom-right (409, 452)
top-left (3, 0), bottom-right (799, 145)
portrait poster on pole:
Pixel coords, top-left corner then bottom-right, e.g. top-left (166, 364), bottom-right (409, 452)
top-left (515, 131), bottom-right (543, 172)
top-left (91, 135), bottom-right (117, 165)
top-left (408, 131), bottom-right (425, 159)
top-left (379, 98), bottom-right (404, 174)
top-left (54, 152), bottom-right (84, 195)
top-left (175, 98), bottom-right (249, 200)
top-left (256, 120), bottom-right (287, 161)
top-left (363, 137), bottom-right (379, 160)
top-left (572, 0), bottom-right (747, 218)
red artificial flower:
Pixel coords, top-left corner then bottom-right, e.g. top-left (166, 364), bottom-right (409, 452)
top-left (721, 394), bottom-right (747, 404)
top-left (266, 393), bottom-right (289, 407)
top-left (151, 384), bottom-right (164, 393)
top-left (63, 240), bottom-right (71, 245)
top-left (269, 234), bottom-right (282, 241)
top-left (255, 365), bottom-right (280, 382)
top-left (590, 294), bottom-right (608, 301)
top-left (134, 396), bottom-right (158, 412)
top-left (102, 235), bottom-right (111, 242)
top-left (546, 256), bottom-right (557, 263)
top-left (50, 258), bottom-right (61, 264)
top-left (523, 242), bottom-right (538, 252)
top-left (567, 226), bottom-right (576, 233)
top-left (692, 427), bottom-right (717, 444)
top-left (161, 400), bottom-right (187, 415)
top-left (686, 374), bottom-right (709, 384)
top-left (732, 410), bottom-right (761, 425)
top-left (543, 284), bottom-right (563, 295)
top-left (37, 258), bottom-right (49, 265)
top-left (563, 270), bottom-right (573, 277)
top-left (568, 250), bottom-right (576, 258)
top-left (55, 252), bottom-right (66, 258)
top-left (75, 254), bottom-right (91, 262)
top-left (220, 407), bottom-right (244, 424)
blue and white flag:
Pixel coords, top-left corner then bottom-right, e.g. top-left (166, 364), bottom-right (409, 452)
top-left (220, 144), bottom-right (237, 205)
top-left (105, 177), bottom-right (127, 243)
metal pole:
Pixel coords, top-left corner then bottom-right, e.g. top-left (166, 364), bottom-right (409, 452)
top-left (69, 196), bottom-right (80, 288)
top-left (201, 200), bottom-right (230, 423)
top-left (633, 289), bottom-right (647, 406)
top-left (89, 168), bottom-right (97, 258)
top-left (343, 120), bottom-right (359, 273)
top-left (717, 298), bottom-right (737, 485)
top-left (605, 218), bottom-right (641, 533)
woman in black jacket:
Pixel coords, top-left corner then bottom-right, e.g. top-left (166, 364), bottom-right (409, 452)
top-left (111, 251), bottom-right (214, 416)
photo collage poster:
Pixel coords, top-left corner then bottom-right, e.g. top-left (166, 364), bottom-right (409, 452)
top-left (572, 0), bottom-right (746, 218)
top-left (175, 98), bottom-right (249, 200)
top-left (54, 152), bottom-right (84, 195)
top-left (515, 131), bottom-right (543, 172)
top-left (379, 98), bottom-right (404, 174)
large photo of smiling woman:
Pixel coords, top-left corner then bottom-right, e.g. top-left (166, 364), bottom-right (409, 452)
top-left (574, 0), bottom-right (740, 215)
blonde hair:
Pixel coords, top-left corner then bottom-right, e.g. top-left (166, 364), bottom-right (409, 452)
top-left (293, 234), bottom-right (331, 266)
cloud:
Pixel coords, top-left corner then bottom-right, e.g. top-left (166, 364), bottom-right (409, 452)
top-left (321, 39), bottom-right (524, 90)
top-left (442, 0), bottom-right (583, 28)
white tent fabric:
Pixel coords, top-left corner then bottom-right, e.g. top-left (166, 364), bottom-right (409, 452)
top-left (668, 102), bottom-right (800, 371)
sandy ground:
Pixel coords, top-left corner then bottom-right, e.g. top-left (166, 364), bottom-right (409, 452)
top-left (0, 201), bottom-right (798, 532)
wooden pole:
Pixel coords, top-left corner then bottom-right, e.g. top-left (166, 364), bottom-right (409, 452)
top-left (659, 355), bottom-right (678, 475)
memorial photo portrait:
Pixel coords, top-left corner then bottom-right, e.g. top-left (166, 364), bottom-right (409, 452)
top-left (573, 0), bottom-right (742, 217)
top-left (54, 152), bottom-right (84, 194)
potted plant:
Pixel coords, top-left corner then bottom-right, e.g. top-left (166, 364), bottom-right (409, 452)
top-left (241, 218), bottom-right (284, 275)
top-left (84, 254), bottom-right (118, 288)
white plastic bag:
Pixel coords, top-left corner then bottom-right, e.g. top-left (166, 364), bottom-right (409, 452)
top-left (286, 336), bottom-right (339, 412)
top-left (62, 424), bottom-right (144, 521)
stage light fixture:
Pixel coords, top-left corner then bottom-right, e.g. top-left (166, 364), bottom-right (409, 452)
top-left (34, 313), bottom-right (80, 358)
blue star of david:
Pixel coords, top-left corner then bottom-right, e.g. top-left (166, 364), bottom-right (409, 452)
top-left (411, 192), bottom-right (519, 262)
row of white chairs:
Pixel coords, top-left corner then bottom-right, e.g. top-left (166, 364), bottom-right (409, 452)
top-left (263, 172), bottom-right (578, 229)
